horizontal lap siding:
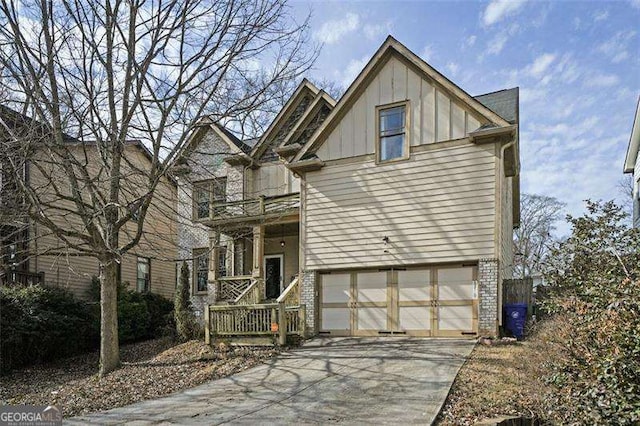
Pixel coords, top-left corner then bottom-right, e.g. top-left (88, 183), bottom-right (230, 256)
top-left (305, 143), bottom-right (496, 269)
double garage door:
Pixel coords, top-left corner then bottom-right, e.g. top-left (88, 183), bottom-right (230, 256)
top-left (319, 266), bottom-right (478, 337)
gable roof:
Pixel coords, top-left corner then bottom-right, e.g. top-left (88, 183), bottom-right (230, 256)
top-left (624, 96), bottom-right (640, 173)
top-left (474, 88), bottom-right (519, 124)
top-left (250, 79), bottom-right (320, 161)
top-left (292, 36), bottom-right (511, 163)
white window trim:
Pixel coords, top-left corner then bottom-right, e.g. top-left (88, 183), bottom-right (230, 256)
top-left (375, 100), bottom-right (411, 164)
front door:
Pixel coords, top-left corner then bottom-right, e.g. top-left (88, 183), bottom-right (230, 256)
top-left (264, 255), bottom-right (283, 299)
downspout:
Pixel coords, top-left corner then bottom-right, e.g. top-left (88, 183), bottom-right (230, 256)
top-left (496, 134), bottom-right (517, 329)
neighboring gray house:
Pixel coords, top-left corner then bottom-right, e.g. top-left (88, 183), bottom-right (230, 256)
top-left (180, 36), bottom-right (520, 338)
top-left (623, 96), bottom-right (640, 228)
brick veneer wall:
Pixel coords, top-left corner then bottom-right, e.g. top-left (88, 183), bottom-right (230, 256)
top-left (300, 270), bottom-right (317, 334)
top-left (478, 258), bottom-right (499, 336)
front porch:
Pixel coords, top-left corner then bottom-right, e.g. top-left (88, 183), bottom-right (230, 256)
top-left (203, 200), bottom-right (304, 344)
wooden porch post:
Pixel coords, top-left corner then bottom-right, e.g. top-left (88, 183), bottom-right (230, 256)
top-left (252, 225), bottom-right (264, 278)
top-left (204, 304), bottom-right (211, 345)
top-left (209, 229), bottom-right (220, 302)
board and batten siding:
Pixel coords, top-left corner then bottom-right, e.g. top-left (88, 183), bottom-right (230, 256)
top-left (315, 55), bottom-right (484, 161)
top-left (250, 162), bottom-right (300, 197)
top-left (304, 142), bottom-right (497, 270)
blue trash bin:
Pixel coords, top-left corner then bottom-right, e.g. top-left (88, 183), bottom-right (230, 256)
top-left (504, 303), bottom-right (527, 340)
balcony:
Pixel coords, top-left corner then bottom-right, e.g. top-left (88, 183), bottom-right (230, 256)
top-left (196, 192), bottom-right (300, 227)
top-left (0, 270), bottom-right (45, 286)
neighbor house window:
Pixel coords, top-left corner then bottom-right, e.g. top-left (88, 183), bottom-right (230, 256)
top-left (193, 248), bottom-right (209, 293)
top-left (377, 102), bottom-right (408, 162)
top-left (193, 178), bottom-right (227, 219)
top-left (136, 257), bottom-right (150, 292)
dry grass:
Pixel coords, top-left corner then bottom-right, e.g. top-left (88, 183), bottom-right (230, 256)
top-left (436, 329), bottom-right (560, 425)
top-left (0, 338), bottom-right (277, 418)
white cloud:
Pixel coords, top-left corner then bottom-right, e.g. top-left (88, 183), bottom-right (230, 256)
top-left (482, 0), bottom-right (527, 26)
top-left (446, 62), bottom-right (460, 76)
top-left (315, 13), bottom-right (360, 44)
top-left (528, 53), bottom-right (556, 78)
top-left (466, 35), bottom-right (477, 47)
top-left (484, 23), bottom-right (519, 56)
top-left (421, 44), bottom-right (435, 62)
top-left (597, 30), bottom-right (637, 64)
top-left (340, 56), bottom-right (369, 87)
top-left (585, 72), bottom-right (620, 88)
top-left (632, 0), bottom-right (640, 9)
top-left (553, 55), bottom-right (581, 84)
top-left (363, 22), bottom-right (391, 41)
top-left (486, 32), bottom-right (508, 55)
top-left (592, 10), bottom-right (609, 22)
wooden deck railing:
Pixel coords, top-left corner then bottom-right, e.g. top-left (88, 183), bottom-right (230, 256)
top-left (205, 303), bottom-right (306, 345)
top-left (217, 275), bottom-right (253, 301)
top-left (198, 192), bottom-right (300, 224)
top-left (0, 270), bottom-right (45, 286)
top-left (276, 276), bottom-right (300, 307)
top-left (234, 279), bottom-right (262, 305)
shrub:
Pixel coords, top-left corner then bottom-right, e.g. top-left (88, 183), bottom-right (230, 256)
top-left (541, 201), bottom-right (640, 424)
top-left (175, 262), bottom-right (199, 342)
top-left (88, 277), bottom-right (174, 343)
top-left (142, 292), bottom-right (174, 338)
top-left (0, 285), bottom-right (98, 373)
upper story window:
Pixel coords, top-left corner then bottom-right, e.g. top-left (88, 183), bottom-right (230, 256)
top-left (193, 178), bottom-right (226, 219)
top-left (193, 248), bottom-right (209, 293)
top-left (377, 102), bottom-right (409, 163)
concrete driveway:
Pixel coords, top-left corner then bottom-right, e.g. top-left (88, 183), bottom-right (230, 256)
top-left (68, 337), bottom-right (475, 425)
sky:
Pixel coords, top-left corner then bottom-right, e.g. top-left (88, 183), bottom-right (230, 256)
top-left (290, 0), bottom-right (640, 235)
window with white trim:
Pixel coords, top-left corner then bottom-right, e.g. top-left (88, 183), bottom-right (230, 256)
top-left (377, 103), bottom-right (408, 162)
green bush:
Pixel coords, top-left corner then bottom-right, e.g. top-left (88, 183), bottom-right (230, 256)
top-left (542, 201), bottom-right (640, 424)
top-left (0, 285), bottom-right (98, 373)
top-left (88, 277), bottom-right (174, 343)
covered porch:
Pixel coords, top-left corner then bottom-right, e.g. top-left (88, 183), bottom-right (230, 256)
top-left (203, 205), bottom-right (305, 344)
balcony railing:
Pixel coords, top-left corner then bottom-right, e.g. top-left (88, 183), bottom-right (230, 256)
top-left (197, 192), bottom-right (300, 225)
top-left (0, 270), bottom-right (45, 286)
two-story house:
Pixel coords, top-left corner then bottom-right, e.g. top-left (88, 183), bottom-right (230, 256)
top-left (176, 80), bottom-right (334, 316)
top-left (180, 36), bottom-right (520, 338)
top-left (0, 105), bottom-right (179, 300)
top-left (624, 96), bottom-right (640, 228)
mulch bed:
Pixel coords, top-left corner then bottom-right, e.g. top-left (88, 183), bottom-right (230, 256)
top-left (0, 338), bottom-right (278, 418)
top-left (435, 338), bottom-right (550, 426)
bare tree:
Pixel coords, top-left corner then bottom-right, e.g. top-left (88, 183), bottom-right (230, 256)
top-left (514, 193), bottom-right (565, 278)
top-left (0, 0), bottom-right (316, 376)
top-left (309, 77), bottom-right (345, 101)
top-left (617, 175), bottom-right (634, 219)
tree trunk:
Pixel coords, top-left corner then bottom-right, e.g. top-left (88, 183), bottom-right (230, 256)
top-left (99, 259), bottom-right (120, 377)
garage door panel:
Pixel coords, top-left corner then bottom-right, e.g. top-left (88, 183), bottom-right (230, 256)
top-left (357, 307), bottom-right (387, 330)
top-left (321, 273), bottom-right (350, 303)
top-left (321, 307), bottom-right (350, 330)
top-left (398, 270), bottom-right (430, 301)
top-left (438, 267), bottom-right (475, 300)
top-left (399, 306), bottom-right (431, 330)
top-left (357, 272), bottom-right (387, 303)
top-left (438, 305), bottom-right (473, 331)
